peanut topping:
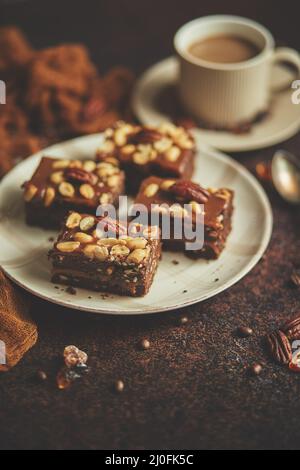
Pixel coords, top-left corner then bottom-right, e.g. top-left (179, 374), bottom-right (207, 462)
top-left (127, 248), bottom-right (147, 264)
top-left (24, 184), bottom-right (38, 202)
top-left (100, 140), bottom-right (115, 153)
top-left (74, 232), bottom-right (94, 244)
top-left (50, 171), bottom-right (64, 185)
top-left (94, 245), bottom-right (109, 261)
top-left (154, 137), bottom-right (172, 153)
top-left (68, 160), bottom-right (83, 169)
top-left (160, 180), bottom-right (176, 191)
top-left (79, 184), bottom-right (95, 200)
top-left (52, 160), bottom-right (70, 170)
top-left (165, 146), bottom-right (180, 162)
top-left (99, 193), bottom-right (111, 204)
top-left (79, 216), bottom-right (95, 232)
top-left (97, 162), bottom-right (117, 178)
top-left (83, 160), bottom-right (97, 172)
top-left (83, 244), bottom-right (99, 258)
top-left (110, 244), bottom-right (130, 258)
top-left (107, 175), bottom-right (120, 188)
top-left (143, 183), bottom-right (159, 198)
top-left (57, 241), bottom-right (80, 253)
top-left (121, 144), bottom-right (135, 155)
top-left (59, 182), bottom-right (75, 198)
top-left (133, 152), bottom-right (149, 165)
top-left (98, 238), bottom-right (126, 247)
top-left (44, 187), bottom-right (56, 207)
top-left (66, 212), bottom-right (82, 229)
top-left (126, 238), bottom-right (148, 250)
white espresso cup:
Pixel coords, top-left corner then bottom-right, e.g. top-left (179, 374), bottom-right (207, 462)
top-left (174, 15), bottom-right (300, 128)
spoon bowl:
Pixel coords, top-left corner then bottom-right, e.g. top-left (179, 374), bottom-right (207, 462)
top-left (272, 150), bottom-right (300, 204)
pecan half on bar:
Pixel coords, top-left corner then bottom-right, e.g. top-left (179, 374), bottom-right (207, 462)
top-left (64, 168), bottom-right (97, 185)
top-left (266, 330), bottom-right (292, 365)
top-left (170, 181), bottom-right (210, 204)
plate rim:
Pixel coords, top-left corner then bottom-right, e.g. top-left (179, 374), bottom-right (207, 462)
top-left (0, 134), bottom-right (273, 315)
top-left (132, 56), bottom-right (300, 153)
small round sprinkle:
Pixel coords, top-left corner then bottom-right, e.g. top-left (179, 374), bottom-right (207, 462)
top-left (179, 316), bottom-right (188, 325)
top-left (37, 370), bottom-right (47, 381)
top-left (140, 339), bottom-right (150, 350)
top-left (114, 380), bottom-right (124, 393)
top-left (236, 326), bottom-right (253, 338)
top-left (250, 364), bottom-right (263, 376)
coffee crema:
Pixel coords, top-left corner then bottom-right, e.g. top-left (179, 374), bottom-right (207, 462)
top-left (188, 34), bottom-right (260, 64)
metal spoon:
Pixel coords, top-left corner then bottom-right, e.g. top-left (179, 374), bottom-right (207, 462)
top-left (271, 150), bottom-right (300, 204)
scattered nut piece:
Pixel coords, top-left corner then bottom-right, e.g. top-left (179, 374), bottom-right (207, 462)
top-left (249, 364), bottom-right (263, 376)
top-left (57, 241), bottom-right (80, 253)
top-left (140, 338), bottom-right (150, 350)
top-left (236, 326), bottom-right (253, 338)
top-left (114, 379), bottom-right (124, 393)
top-left (36, 370), bottom-right (47, 382)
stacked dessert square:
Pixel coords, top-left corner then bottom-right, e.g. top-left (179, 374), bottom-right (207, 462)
top-left (22, 121), bottom-right (234, 297)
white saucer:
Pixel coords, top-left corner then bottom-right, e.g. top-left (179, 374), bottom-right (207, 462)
top-left (0, 133), bottom-right (272, 315)
top-left (132, 56), bottom-right (300, 152)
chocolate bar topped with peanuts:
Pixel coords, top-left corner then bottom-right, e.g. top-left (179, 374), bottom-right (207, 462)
top-left (49, 212), bottom-right (162, 297)
top-left (96, 121), bottom-right (196, 193)
top-left (22, 156), bottom-right (125, 229)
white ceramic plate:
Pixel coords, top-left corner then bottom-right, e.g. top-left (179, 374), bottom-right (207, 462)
top-left (132, 56), bottom-right (300, 152)
top-left (0, 133), bottom-right (272, 315)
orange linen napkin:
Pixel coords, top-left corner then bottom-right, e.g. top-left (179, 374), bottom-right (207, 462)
top-left (0, 270), bottom-right (38, 371)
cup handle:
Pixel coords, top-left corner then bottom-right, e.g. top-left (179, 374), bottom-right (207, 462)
top-left (271, 47), bottom-right (300, 92)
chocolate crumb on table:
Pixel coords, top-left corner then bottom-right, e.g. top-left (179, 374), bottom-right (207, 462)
top-left (96, 121), bottom-right (196, 193)
top-left (134, 176), bottom-right (234, 259)
top-left (22, 156), bottom-right (125, 229)
top-left (49, 212), bottom-right (162, 297)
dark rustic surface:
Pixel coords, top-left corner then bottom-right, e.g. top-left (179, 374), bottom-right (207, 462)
top-left (1, 0), bottom-right (300, 450)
